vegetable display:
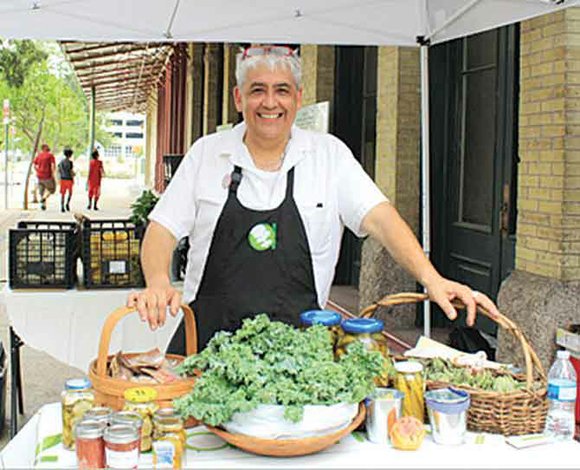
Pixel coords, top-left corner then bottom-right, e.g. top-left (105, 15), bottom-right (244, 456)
top-left (174, 314), bottom-right (385, 426)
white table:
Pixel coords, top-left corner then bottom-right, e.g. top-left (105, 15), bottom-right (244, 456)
top-left (1, 402), bottom-right (579, 469)
top-left (0, 286), bottom-right (183, 436)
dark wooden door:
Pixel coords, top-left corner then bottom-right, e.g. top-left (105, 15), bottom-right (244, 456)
top-left (333, 46), bottom-right (377, 285)
top-left (430, 26), bottom-right (519, 334)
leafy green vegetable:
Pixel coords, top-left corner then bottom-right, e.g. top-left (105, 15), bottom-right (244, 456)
top-left (174, 314), bottom-right (384, 426)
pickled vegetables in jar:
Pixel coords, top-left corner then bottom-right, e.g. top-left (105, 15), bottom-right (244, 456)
top-left (393, 361), bottom-right (425, 422)
top-left (123, 387), bottom-right (159, 452)
top-left (336, 318), bottom-right (390, 386)
top-left (299, 310), bottom-right (343, 350)
top-left (61, 378), bottom-right (95, 450)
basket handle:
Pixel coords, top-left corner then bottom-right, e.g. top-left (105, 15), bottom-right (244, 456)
top-left (96, 304), bottom-right (197, 377)
top-left (360, 292), bottom-right (545, 388)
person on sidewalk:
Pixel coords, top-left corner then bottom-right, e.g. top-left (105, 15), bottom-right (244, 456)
top-left (57, 148), bottom-right (75, 212)
top-left (128, 45), bottom-right (501, 352)
top-left (33, 144), bottom-right (56, 211)
top-left (86, 149), bottom-right (105, 210)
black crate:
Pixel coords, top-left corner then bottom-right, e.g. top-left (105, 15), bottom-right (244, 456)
top-left (82, 219), bottom-right (145, 289)
top-left (9, 220), bottom-right (80, 289)
top-left (163, 154), bottom-right (184, 188)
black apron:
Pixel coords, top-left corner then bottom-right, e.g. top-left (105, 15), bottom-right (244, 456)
top-left (168, 164), bottom-right (320, 353)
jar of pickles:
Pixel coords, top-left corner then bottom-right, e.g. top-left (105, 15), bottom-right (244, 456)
top-left (336, 318), bottom-right (390, 386)
top-left (300, 310), bottom-right (343, 350)
top-left (61, 378), bottom-right (95, 450)
top-left (152, 416), bottom-right (185, 469)
top-left (153, 408), bottom-right (186, 445)
top-left (393, 361), bottom-right (425, 422)
top-left (123, 387), bottom-right (158, 452)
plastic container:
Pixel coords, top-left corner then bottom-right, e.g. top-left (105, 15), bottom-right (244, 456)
top-left (425, 388), bottom-right (471, 445)
top-left (61, 378), bottom-right (95, 450)
top-left (75, 419), bottom-right (106, 470)
top-left (9, 221), bottom-right (80, 289)
top-left (337, 318), bottom-right (390, 386)
top-left (81, 218), bottom-right (144, 288)
top-left (123, 387), bottom-right (159, 452)
top-left (545, 350), bottom-right (577, 440)
top-left (393, 361), bottom-right (425, 422)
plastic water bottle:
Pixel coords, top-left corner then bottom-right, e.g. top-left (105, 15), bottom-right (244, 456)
top-left (544, 350), bottom-right (577, 440)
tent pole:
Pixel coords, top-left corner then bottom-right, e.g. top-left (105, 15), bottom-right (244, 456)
top-left (89, 86), bottom-right (96, 156)
top-left (420, 42), bottom-right (431, 338)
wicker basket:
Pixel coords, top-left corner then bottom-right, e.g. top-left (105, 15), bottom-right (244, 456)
top-left (206, 403), bottom-right (366, 457)
top-left (88, 304), bottom-right (198, 411)
top-left (360, 292), bottom-right (548, 436)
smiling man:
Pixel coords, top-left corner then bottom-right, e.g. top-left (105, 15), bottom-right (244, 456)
top-left (129, 45), bottom-right (499, 352)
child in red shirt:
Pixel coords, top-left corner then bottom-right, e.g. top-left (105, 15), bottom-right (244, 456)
top-left (87, 149), bottom-right (105, 210)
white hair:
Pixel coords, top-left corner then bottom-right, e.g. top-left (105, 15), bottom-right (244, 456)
top-left (235, 51), bottom-right (302, 89)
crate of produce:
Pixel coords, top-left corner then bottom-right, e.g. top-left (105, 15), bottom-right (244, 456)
top-left (81, 218), bottom-right (144, 288)
top-left (9, 220), bottom-right (80, 289)
top-left (361, 292), bottom-right (548, 436)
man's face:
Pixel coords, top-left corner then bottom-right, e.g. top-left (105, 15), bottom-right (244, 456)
top-left (234, 64), bottom-right (302, 143)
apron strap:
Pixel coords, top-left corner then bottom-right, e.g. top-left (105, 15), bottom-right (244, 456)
top-left (229, 166), bottom-right (243, 194)
top-left (285, 167), bottom-right (295, 199)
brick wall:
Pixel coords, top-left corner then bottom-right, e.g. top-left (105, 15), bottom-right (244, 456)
top-left (300, 45), bottom-right (335, 107)
top-left (518, 9), bottom-right (580, 281)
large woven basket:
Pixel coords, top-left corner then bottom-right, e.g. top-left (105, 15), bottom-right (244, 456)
top-left (206, 403), bottom-right (366, 457)
top-left (360, 292), bottom-right (548, 436)
top-left (88, 304), bottom-right (198, 411)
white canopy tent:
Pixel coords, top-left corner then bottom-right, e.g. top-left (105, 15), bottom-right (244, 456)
top-left (1, 0), bottom-right (579, 334)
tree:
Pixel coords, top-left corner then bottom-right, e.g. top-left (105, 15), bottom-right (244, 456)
top-left (0, 40), bottom-right (111, 208)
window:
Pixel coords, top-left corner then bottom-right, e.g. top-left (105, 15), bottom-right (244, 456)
top-left (108, 119), bottom-right (122, 126)
top-left (126, 120), bottom-right (143, 127)
top-left (113, 132), bottom-right (122, 138)
top-left (125, 132), bottom-right (143, 139)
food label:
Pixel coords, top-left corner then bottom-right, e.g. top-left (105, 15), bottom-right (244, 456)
top-left (105, 447), bottom-right (138, 469)
top-left (108, 260), bottom-right (127, 274)
top-left (153, 440), bottom-right (175, 468)
top-left (547, 379), bottom-right (577, 402)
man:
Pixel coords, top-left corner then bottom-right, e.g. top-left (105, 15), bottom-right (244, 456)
top-left (33, 144), bottom-right (56, 211)
top-left (128, 46), bottom-right (499, 351)
top-left (57, 148), bottom-right (75, 212)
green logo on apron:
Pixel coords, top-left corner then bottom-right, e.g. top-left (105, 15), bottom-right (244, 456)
top-left (248, 223), bottom-right (277, 251)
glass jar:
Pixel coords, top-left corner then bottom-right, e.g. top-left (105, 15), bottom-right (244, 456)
top-left (336, 318), bottom-right (390, 386)
top-left (153, 408), bottom-right (186, 444)
top-left (152, 416), bottom-right (185, 469)
top-left (75, 419), bottom-right (105, 470)
top-left (61, 378), bottom-right (95, 450)
top-left (393, 361), bottom-right (425, 422)
top-left (104, 425), bottom-right (140, 470)
top-left (83, 406), bottom-right (112, 427)
top-left (123, 387), bottom-right (158, 452)
top-left (300, 310), bottom-right (343, 350)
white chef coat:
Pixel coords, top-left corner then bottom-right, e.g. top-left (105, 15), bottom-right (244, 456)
top-left (149, 122), bottom-right (388, 306)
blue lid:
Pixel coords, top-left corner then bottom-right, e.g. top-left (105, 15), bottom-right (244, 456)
top-left (300, 310), bottom-right (341, 327)
top-left (65, 378), bottom-right (92, 390)
top-left (341, 318), bottom-right (384, 334)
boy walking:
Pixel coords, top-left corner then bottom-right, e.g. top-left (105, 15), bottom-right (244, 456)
top-left (57, 148), bottom-right (75, 212)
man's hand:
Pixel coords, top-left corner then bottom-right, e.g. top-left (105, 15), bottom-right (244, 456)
top-left (127, 284), bottom-right (182, 330)
top-left (423, 275), bottom-right (500, 327)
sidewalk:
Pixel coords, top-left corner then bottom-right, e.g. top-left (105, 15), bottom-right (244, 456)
top-left (0, 177), bottom-right (143, 447)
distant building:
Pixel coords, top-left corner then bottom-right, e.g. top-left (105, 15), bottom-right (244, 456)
top-left (103, 111), bottom-right (145, 161)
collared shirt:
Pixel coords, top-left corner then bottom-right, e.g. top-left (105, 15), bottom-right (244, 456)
top-left (149, 123), bottom-right (388, 306)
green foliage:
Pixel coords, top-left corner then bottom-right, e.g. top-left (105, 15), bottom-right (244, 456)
top-left (0, 40), bottom-right (47, 88)
top-left (130, 190), bottom-right (160, 226)
top-left (174, 314), bottom-right (384, 426)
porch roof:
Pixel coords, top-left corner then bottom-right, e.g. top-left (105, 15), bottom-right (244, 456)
top-left (60, 41), bottom-right (175, 112)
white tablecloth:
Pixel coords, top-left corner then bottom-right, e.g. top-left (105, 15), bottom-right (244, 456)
top-left (0, 286), bottom-right (183, 372)
top-left (0, 402), bottom-right (578, 469)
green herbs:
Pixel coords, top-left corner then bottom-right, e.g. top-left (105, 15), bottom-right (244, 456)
top-left (424, 357), bottom-right (528, 392)
top-left (174, 314), bottom-right (384, 426)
